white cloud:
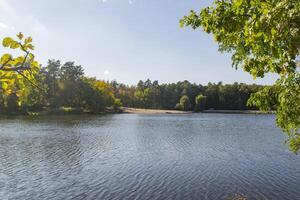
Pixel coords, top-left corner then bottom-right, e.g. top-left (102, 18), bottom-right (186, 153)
top-left (0, 22), bottom-right (7, 29)
top-left (0, 0), bottom-right (48, 35)
top-left (104, 70), bottom-right (110, 75)
top-left (0, 22), bottom-right (15, 31)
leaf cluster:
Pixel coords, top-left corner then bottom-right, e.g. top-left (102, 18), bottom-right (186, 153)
top-left (0, 33), bottom-right (40, 108)
top-left (181, 0), bottom-right (300, 152)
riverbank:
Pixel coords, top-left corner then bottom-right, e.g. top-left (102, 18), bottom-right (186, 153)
top-left (0, 107), bottom-right (273, 116)
top-left (121, 107), bottom-right (273, 114)
top-left (203, 110), bottom-right (274, 114)
top-left (121, 107), bottom-right (191, 114)
top-left (0, 107), bottom-right (122, 116)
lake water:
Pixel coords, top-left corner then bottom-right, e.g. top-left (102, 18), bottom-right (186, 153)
top-left (0, 114), bottom-right (299, 200)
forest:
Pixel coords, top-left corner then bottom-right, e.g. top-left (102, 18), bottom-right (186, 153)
top-left (0, 59), bottom-right (266, 114)
top-left (112, 79), bottom-right (264, 111)
top-left (0, 59), bottom-right (121, 114)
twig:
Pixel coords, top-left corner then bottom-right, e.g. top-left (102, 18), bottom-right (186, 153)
top-left (0, 58), bottom-right (12, 70)
top-left (16, 70), bottom-right (48, 94)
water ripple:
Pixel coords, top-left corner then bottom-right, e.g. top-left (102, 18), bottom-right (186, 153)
top-left (0, 114), bottom-right (299, 200)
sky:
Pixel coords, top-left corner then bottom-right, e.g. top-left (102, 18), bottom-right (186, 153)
top-left (0, 0), bottom-right (278, 85)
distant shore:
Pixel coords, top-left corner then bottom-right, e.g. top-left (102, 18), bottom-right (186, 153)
top-left (203, 110), bottom-right (274, 114)
top-left (121, 107), bottom-right (191, 114)
top-left (0, 107), bottom-right (273, 116)
top-left (121, 107), bottom-right (274, 114)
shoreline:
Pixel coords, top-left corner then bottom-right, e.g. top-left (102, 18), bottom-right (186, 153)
top-left (0, 107), bottom-right (274, 116)
top-left (203, 110), bottom-right (274, 114)
top-left (121, 107), bottom-right (191, 114)
top-left (121, 107), bottom-right (274, 115)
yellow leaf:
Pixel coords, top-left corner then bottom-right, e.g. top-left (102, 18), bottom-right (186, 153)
top-left (25, 37), bottom-right (32, 44)
top-left (17, 32), bottom-right (24, 40)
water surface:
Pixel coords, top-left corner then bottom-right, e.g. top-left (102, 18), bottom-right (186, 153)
top-left (0, 114), bottom-right (299, 200)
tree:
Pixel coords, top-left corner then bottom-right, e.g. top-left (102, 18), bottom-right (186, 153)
top-left (195, 94), bottom-right (207, 112)
top-left (60, 62), bottom-right (84, 81)
top-left (53, 62), bottom-right (85, 107)
top-left (205, 82), bottom-right (220, 110)
top-left (0, 33), bottom-right (40, 112)
top-left (113, 79), bottom-right (261, 112)
top-left (81, 77), bottom-right (116, 112)
top-left (175, 103), bottom-right (183, 111)
top-left (180, 0), bottom-right (300, 153)
top-left (41, 59), bottom-right (61, 106)
top-left (0, 40), bottom-right (122, 114)
top-left (248, 74), bottom-right (300, 152)
top-left (178, 95), bottom-right (191, 111)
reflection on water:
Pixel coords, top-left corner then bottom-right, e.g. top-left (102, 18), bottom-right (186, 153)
top-left (0, 114), bottom-right (299, 200)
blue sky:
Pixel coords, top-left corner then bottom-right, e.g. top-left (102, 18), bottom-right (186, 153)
top-left (0, 0), bottom-right (277, 85)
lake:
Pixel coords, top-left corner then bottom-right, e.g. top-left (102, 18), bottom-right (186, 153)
top-left (0, 114), bottom-right (299, 200)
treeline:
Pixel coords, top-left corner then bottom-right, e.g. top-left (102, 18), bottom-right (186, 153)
top-left (0, 60), bottom-right (121, 114)
top-left (111, 79), bottom-right (264, 111)
top-left (0, 59), bottom-right (265, 114)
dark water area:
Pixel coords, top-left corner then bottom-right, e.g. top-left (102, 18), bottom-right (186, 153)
top-left (0, 114), bottom-right (299, 200)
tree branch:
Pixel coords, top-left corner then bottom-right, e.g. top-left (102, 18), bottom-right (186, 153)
top-left (0, 65), bottom-right (31, 71)
top-left (15, 70), bottom-right (47, 94)
top-left (0, 58), bottom-right (13, 70)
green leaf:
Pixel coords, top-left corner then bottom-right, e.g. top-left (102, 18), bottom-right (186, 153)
top-left (0, 54), bottom-right (12, 63)
top-left (181, 0), bottom-right (300, 152)
top-left (2, 37), bottom-right (13, 47)
top-left (2, 82), bottom-right (8, 90)
top-left (10, 41), bottom-right (20, 49)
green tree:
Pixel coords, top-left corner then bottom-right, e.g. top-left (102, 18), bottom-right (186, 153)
top-left (180, 0), bottom-right (300, 152)
top-left (41, 59), bottom-right (61, 106)
top-left (60, 62), bottom-right (84, 81)
top-left (175, 103), bottom-right (183, 111)
top-left (56, 62), bottom-right (85, 107)
top-left (195, 94), bottom-right (207, 112)
top-left (113, 79), bottom-right (261, 112)
top-left (248, 75), bottom-right (300, 152)
top-left (0, 33), bottom-right (40, 112)
top-left (178, 95), bottom-right (191, 111)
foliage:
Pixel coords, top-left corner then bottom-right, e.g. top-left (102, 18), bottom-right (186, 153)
top-left (0, 34), bottom-right (120, 114)
top-left (133, 79), bottom-right (161, 108)
top-left (113, 98), bottom-right (123, 111)
top-left (82, 77), bottom-right (117, 113)
top-left (180, 0), bottom-right (300, 78)
top-left (180, 0), bottom-right (300, 152)
top-left (178, 95), bottom-right (191, 111)
top-left (175, 103), bottom-right (183, 111)
top-left (0, 57), bottom-right (121, 113)
top-left (248, 74), bottom-right (300, 152)
top-left (0, 33), bottom-right (40, 113)
top-left (195, 94), bottom-right (207, 112)
top-left (60, 62), bottom-right (84, 81)
top-left (112, 79), bottom-right (262, 111)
